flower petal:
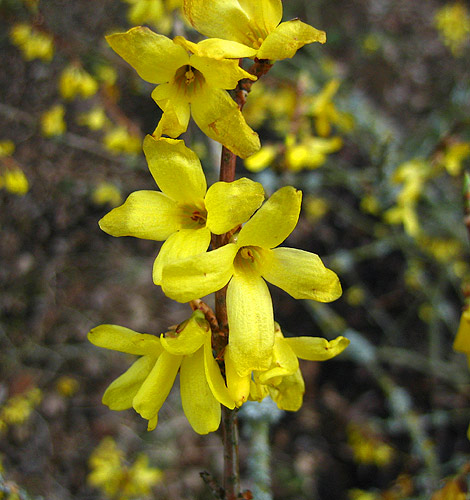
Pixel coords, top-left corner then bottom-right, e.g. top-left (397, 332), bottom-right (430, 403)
top-left (454, 309), bottom-right (470, 353)
top-left (153, 228), bottom-right (211, 286)
top-left (190, 54), bottom-right (256, 90)
top-left (143, 135), bottom-right (207, 204)
top-left (133, 350), bottom-right (182, 421)
top-left (227, 273), bottom-right (274, 376)
top-left (99, 191), bottom-right (180, 241)
top-left (261, 247), bottom-right (342, 302)
top-left (205, 178), bottom-right (265, 235)
top-left (191, 87), bottom-right (260, 159)
top-left (152, 84), bottom-right (191, 138)
top-left (180, 348), bottom-right (221, 434)
top-left (238, 0), bottom-right (282, 33)
top-left (270, 370), bottom-right (304, 411)
top-left (285, 335), bottom-right (350, 361)
top-left (88, 324), bottom-right (162, 356)
top-left (237, 186), bottom-right (301, 249)
top-left (174, 36), bottom-right (257, 59)
top-left (183, 0), bottom-right (253, 45)
top-left (257, 20), bottom-right (326, 60)
top-left (102, 355), bottom-right (157, 410)
top-left (257, 337), bottom-right (299, 384)
top-left (224, 345), bottom-right (251, 407)
top-left (162, 243), bottom-right (237, 302)
top-left (160, 312), bottom-right (210, 355)
top-left (106, 27), bottom-right (188, 84)
top-left (204, 337), bottom-right (236, 409)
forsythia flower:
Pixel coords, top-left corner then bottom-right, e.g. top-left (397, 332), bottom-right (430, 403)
top-left (88, 436), bottom-right (162, 500)
top-left (100, 136), bottom-right (264, 285)
top-left (88, 311), bottom-right (235, 433)
top-left (284, 135), bottom-right (342, 172)
top-left (40, 104), bottom-right (66, 137)
top-left (161, 186), bottom-right (342, 376)
top-left (434, 2), bottom-right (470, 57)
top-left (106, 27), bottom-right (259, 158)
top-left (0, 140), bottom-right (15, 157)
top-left (77, 106), bottom-right (109, 131)
top-left (59, 64), bottom-right (98, 100)
top-left (103, 127), bottom-right (142, 155)
top-left (226, 323), bottom-right (349, 408)
top-left (0, 166), bottom-right (29, 195)
top-left (92, 182), bottom-right (123, 207)
top-left (10, 23), bottom-right (54, 62)
top-left (182, 0), bottom-right (326, 61)
top-left (454, 309), bottom-right (470, 366)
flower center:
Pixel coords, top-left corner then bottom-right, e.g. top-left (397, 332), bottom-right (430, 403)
top-left (179, 202), bottom-right (208, 229)
top-left (173, 65), bottom-right (205, 100)
top-left (234, 245), bottom-right (263, 275)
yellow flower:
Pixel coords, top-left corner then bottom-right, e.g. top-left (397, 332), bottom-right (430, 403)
top-left (77, 106), bottom-right (109, 131)
top-left (284, 135), bottom-right (342, 172)
top-left (182, 0), bottom-right (326, 61)
top-left (103, 127), bottom-right (142, 155)
top-left (244, 144), bottom-right (278, 172)
top-left (58, 64), bottom-right (98, 100)
top-left (226, 323), bottom-right (349, 408)
top-left (1, 166), bottom-right (29, 196)
top-left (454, 309), bottom-right (470, 364)
top-left (10, 23), bottom-right (54, 62)
top-left (56, 376), bottom-right (80, 397)
top-left (440, 141), bottom-right (470, 176)
top-left (435, 2), bottom-right (470, 57)
top-left (88, 311), bottom-right (235, 433)
top-left (40, 104), bottom-right (66, 137)
top-left (92, 182), bottom-right (123, 207)
top-left (161, 186), bottom-right (342, 376)
top-left (106, 26), bottom-right (259, 158)
top-left (100, 136), bottom-right (264, 285)
top-left (88, 437), bottom-right (162, 499)
top-left (0, 140), bottom-right (15, 157)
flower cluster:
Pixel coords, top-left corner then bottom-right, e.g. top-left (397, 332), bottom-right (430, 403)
top-left (89, 0), bottom-right (349, 434)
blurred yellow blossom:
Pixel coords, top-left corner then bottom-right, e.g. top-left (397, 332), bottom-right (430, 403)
top-left (360, 194), bottom-right (381, 215)
top-left (362, 33), bottom-right (381, 54)
top-left (0, 166), bottom-right (29, 196)
top-left (244, 144), bottom-right (279, 173)
top-left (123, 0), bottom-right (181, 34)
top-left (285, 134), bottom-right (342, 172)
top-left (304, 195), bottom-right (329, 222)
top-left (439, 141), bottom-right (470, 176)
top-left (0, 388), bottom-right (42, 432)
top-left (345, 286), bottom-right (366, 307)
top-left (77, 107), bottom-right (109, 131)
top-left (59, 64), bottom-right (98, 100)
top-left (347, 423), bottom-right (394, 466)
top-left (40, 104), bottom-right (66, 137)
top-left (88, 436), bottom-right (162, 500)
top-left (103, 127), bottom-right (142, 156)
top-left (92, 182), bottom-right (123, 207)
top-left (10, 23), bottom-right (54, 62)
top-left (348, 489), bottom-right (380, 500)
top-left (56, 376), bottom-right (80, 397)
top-left (417, 236), bottom-right (462, 263)
top-left (434, 2), bottom-right (470, 57)
top-left (0, 140), bottom-right (15, 157)
top-left (309, 79), bottom-right (354, 137)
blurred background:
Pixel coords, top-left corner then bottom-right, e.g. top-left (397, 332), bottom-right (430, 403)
top-left (1, 0), bottom-right (470, 498)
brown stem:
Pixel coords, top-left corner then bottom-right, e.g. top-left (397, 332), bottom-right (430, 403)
top-left (222, 405), bottom-right (240, 500)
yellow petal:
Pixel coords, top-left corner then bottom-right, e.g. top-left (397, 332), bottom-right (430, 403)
top-left (226, 273), bottom-right (274, 376)
top-left (249, 378), bottom-right (269, 402)
top-left (88, 324), bottom-right (162, 356)
top-left (261, 247), bottom-right (342, 302)
top-left (257, 20), bottom-right (326, 60)
top-left (180, 348), bottom-right (221, 434)
top-left (203, 337), bottom-right (236, 409)
top-left (224, 345), bottom-right (251, 407)
top-left (152, 84), bottom-right (191, 138)
top-left (183, 0), bottom-right (253, 44)
top-left (162, 243), bottom-right (237, 302)
top-left (133, 350), bottom-right (182, 421)
top-left (99, 191), bottom-right (180, 240)
top-left (205, 178), bottom-right (265, 235)
top-left (191, 87), bottom-right (260, 159)
top-left (238, 0), bottom-right (282, 33)
top-left (106, 27), bottom-right (188, 84)
top-left (190, 54), bottom-right (256, 90)
top-left (257, 337), bottom-right (299, 384)
top-left (237, 186), bottom-right (301, 249)
top-left (285, 335), bottom-right (350, 361)
top-left (270, 370), bottom-right (304, 411)
top-left (102, 355), bottom-right (157, 410)
top-left (143, 136), bottom-right (207, 204)
top-left (160, 313), bottom-right (209, 355)
top-left (174, 36), bottom-right (257, 59)
top-left (454, 309), bottom-right (470, 353)
top-left (153, 228), bottom-right (211, 286)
